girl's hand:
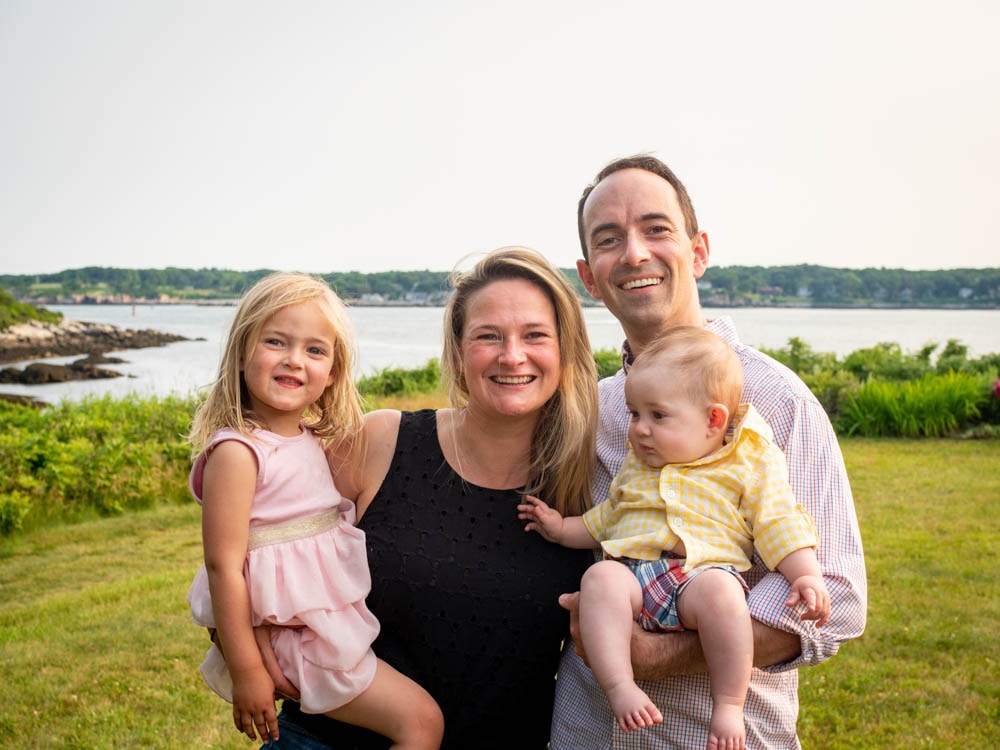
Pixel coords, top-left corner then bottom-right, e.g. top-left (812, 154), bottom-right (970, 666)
top-left (230, 664), bottom-right (279, 742)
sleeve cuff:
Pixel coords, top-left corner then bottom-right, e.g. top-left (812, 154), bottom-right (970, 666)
top-left (749, 570), bottom-right (843, 672)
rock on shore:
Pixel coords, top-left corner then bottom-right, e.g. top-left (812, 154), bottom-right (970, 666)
top-left (0, 319), bottom-right (189, 366)
top-left (0, 320), bottom-right (191, 402)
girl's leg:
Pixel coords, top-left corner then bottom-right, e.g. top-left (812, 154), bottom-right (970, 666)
top-left (676, 569), bottom-right (751, 750)
top-left (325, 659), bottom-right (443, 750)
top-left (579, 560), bottom-right (663, 732)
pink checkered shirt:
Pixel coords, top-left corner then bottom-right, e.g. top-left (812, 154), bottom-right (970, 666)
top-left (550, 316), bottom-right (868, 749)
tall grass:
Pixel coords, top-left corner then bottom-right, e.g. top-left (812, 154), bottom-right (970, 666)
top-left (841, 372), bottom-right (988, 437)
top-left (1, 439), bottom-right (997, 747)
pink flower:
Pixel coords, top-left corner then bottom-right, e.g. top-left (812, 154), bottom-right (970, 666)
top-left (994, 378), bottom-right (1000, 400)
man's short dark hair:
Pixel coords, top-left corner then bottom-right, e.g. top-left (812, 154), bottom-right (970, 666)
top-left (577, 154), bottom-right (699, 260)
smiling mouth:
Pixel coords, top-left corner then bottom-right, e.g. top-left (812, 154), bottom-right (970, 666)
top-left (275, 376), bottom-right (302, 387)
top-left (492, 375), bottom-right (534, 385)
top-left (620, 277), bottom-right (663, 291)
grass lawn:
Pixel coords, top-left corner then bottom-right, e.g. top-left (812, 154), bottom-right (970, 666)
top-left (1, 438), bottom-right (997, 748)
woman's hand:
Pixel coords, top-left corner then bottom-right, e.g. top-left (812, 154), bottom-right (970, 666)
top-left (253, 624), bottom-right (301, 701)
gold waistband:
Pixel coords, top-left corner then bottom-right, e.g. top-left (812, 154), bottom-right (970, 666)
top-left (247, 507), bottom-right (342, 550)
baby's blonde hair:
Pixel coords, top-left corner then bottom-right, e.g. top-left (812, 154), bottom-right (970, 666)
top-left (632, 326), bottom-right (743, 420)
top-left (188, 272), bottom-right (364, 456)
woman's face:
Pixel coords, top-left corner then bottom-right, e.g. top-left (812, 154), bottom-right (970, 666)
top-left (460, 278), bottom-right (562, 420)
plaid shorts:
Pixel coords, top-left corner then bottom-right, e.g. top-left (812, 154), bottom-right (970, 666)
top-left (618, 555), bottom-right (749, 632)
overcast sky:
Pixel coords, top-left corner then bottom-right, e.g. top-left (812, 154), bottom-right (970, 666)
top-left (2, 1), bottom-right (998, 276)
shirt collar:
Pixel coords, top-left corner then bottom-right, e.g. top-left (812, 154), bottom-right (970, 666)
top-left (621, 340), bottom-right (635, 373)
top-left (621, 317), bottom-right (740, 375)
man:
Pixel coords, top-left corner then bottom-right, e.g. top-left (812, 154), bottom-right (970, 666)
top-left (550, 155), bottom-right (867, 749)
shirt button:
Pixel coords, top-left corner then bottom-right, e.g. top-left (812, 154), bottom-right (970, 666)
top-left (672, 517), bottom-right (684, 527)
top-left (665, 489), bottom-right (678, 500)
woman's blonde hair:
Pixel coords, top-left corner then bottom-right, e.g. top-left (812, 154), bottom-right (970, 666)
top-left (632, 326), bottom-right (743, 420)
top-left (188, 272), bottom-right (364, 456)
top-left (441, 246), bottom-right (597, 516)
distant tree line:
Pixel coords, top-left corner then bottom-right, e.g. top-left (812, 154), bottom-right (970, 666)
top-left (1, 264), bottom-right (998, 308)
top-left (700, 265), bottom-right (1000, 307)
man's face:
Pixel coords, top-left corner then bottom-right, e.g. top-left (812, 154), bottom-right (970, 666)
top-left (576, 168), bottom-right (709, 351)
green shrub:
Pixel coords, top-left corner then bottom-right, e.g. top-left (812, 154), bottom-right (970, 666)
top-left (357, 359), bottom-right (442, 397)
top-left (0, 490), bottom-right (31, 535)
top-left (594, 348), bottom-right (622, 379)
top-left (0, 394), bottom-right (196, 535)
top-left (841, 372), bottom-right (986, 437)
top-left (980, 377), bottom-right (1000, 425)
top-left (761, 336), bottom-right (840, 375)
top-left (842, 341), bottom-right (931, 382)
top-left (0, 288), bottom-right (62, 329)
top-left (800, 369), bottom-right (861, 422)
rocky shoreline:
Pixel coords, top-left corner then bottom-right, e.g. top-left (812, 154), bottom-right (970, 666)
top-left (0, 319), bottom-right (190, 404)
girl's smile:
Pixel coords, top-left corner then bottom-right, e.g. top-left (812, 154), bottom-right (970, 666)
top-left (242, 301), bottom-right (337, 436)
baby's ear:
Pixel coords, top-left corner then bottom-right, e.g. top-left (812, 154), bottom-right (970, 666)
top-left (706, 403), bottom-right (730, 436)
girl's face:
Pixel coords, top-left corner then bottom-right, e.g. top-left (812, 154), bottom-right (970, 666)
top-left (242, 301), bottom-right (337, 436)
top-left (460, 278), bottom-right (562, 421)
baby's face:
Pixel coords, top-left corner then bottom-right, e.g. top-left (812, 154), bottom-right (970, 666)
top-left (624, 365), bottom-right (719, 468)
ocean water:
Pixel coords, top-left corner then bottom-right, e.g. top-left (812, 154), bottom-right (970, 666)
top-left (2, 304), bottom-right (998, 403)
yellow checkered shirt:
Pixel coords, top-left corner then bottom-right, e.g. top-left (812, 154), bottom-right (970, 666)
top-left (582, 403), bottom-right (818, 572)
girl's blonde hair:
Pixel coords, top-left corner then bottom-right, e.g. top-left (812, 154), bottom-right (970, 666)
top-left (441, 246), bottom-right (597, 516)
top-left (188, 272), bottom-right (364, 456)
top-left (632, 326), bottom-right (743, 420)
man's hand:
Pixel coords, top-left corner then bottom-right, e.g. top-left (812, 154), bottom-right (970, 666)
top-left (253, 625), bottom-right (301, 701)
top-left (558, 591), bottom-right (589, 664)
top-left (559, 590), bottom-right (707, 679)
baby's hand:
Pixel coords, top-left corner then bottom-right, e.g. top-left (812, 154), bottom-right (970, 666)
top-left (785, 574), bottom-right (831, 628)
top-left (517, 495), bottom-right (565, 544)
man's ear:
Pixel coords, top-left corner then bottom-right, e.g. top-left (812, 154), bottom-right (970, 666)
top-left (577, 259), bottom-right (601, 300)
top-left (692, 231), bottom-right (710, 279)
top-left (706, 402), bottom-right (729, 435)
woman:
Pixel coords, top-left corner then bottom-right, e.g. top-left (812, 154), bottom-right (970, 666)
top-left (261, 246), bottom-right (598, 748)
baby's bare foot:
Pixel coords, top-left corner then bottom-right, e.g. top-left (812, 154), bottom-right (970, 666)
top-left (605, 681), bottom-right (663, 732)
top-left (707, 701), bottom-right (745, 750)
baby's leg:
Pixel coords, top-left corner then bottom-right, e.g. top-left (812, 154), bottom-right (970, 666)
top-left (676, 569), bottom-right (751, 750)
top-left (326, 659), bottom-right (443, 749)
top-left (580, 560), bottom-right (663, 732)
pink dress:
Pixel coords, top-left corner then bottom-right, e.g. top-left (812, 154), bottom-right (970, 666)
top-left (186, 427), bottom-right (379, 714)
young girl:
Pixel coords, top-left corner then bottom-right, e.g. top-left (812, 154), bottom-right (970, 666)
top-left (186, 272), bottom-right (443, 748)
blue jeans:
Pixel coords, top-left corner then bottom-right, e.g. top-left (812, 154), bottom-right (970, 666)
top-left (259, 706), bottom-right (334, 750)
